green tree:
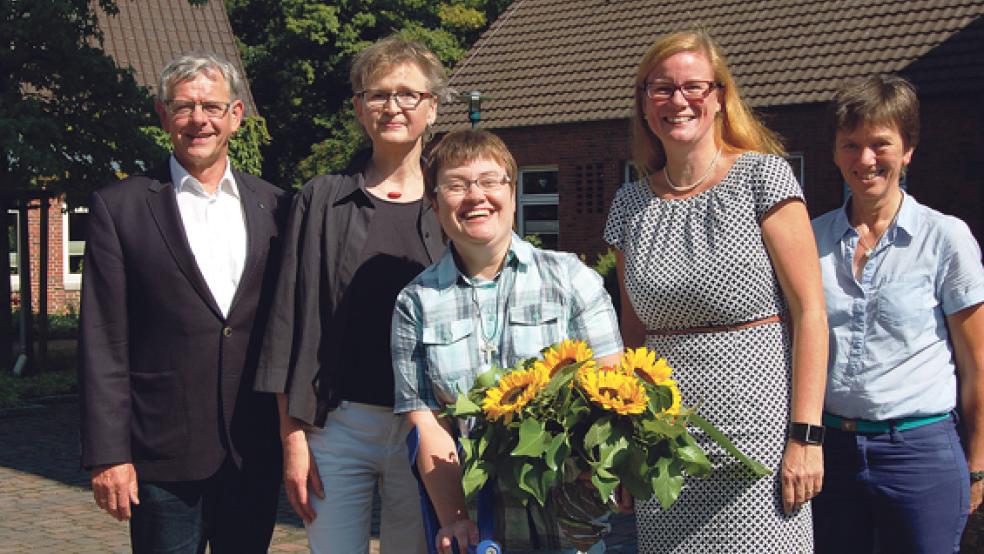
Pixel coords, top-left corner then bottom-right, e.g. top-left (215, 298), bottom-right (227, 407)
top-left (1, 0), bottom-right (163, 205)
top-left (227, 0), bottom-right (512, 187)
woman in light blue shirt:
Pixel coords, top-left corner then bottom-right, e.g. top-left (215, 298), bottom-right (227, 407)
top-left (811, 75), bottom-right (984, 553)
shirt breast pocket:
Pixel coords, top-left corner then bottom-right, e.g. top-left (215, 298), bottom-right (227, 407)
top-left (876, 274), bottom-right (936, 342)
top-left (508, 301), bottom-right (565, 359)
top-left (421, 319), bottom-right (476, 404)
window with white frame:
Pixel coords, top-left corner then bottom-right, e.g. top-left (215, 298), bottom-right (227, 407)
top-left (784, 152), bottom-right (805, 191)
top-left (64, 205), bottom-right (88, 289)
top-left (517, 167), bottom-right (559, 250)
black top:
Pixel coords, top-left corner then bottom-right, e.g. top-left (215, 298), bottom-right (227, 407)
top-left (337, 197), bottom-right (430, 406)
top-left (254, 164), bottom-right (445, 426)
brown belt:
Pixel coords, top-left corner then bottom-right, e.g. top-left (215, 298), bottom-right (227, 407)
top-left (646, 314), bottom-right (782, 336)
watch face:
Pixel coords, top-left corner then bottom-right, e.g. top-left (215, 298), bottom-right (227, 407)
top-left (807, 425), bottom-right (825, 444)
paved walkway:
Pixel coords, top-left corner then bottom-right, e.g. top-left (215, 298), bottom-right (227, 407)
top-left (0, 400), bottom-right (381, 554)
top-left (2, 400), bottom-right (982, 553)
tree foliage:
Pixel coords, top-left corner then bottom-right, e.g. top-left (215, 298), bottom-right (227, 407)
top-left (227, 0), bottom-right (512, 187)
top-left (1, 0), bottom-right (161, 205)
top-left (1, 0), bottom-right (269, 205)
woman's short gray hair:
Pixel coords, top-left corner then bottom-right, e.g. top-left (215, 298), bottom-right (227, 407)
top-left (157, 52), bottom-right (245, 102)
top-left (349, 36), bottom-right (448, 102)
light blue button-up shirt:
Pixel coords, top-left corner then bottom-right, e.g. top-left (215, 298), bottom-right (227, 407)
top-left (812, 192), bottom-right (984, 420)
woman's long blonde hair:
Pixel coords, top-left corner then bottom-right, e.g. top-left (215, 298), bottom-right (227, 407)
top-left (630, 29), bottom-right (785, 178)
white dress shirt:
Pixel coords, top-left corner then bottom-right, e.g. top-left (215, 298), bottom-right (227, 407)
top-left (170, 156), bottom-right (247, 317)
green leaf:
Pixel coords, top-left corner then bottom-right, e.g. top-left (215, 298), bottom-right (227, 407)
top-left (564, 396), bottom-right (591, 429)
top-left (598, 433), bottom-right (630, 469)
top-left (583, 416), bottom-right (613, 452)
top-left (459, 436), bottom-right (476, 462)
top-left (544, 433), bottom-right (570, 472)
top-left (590, 465), bottom-right (620, 503)
top-left (674, 443), bottom-right (712, 477)
top-left (543, 360), bottom-right (586, 396)
top-left (462, 461), bottom-right (493, 500)
top-left (518, 462), bottom-right (549, 506)
top-left (449, 392), bottom-right (482, 417)
top-left (688, 413), bottom-right (772, 477)
top-left (474, 366), bottom-right (502, 389)
top-left (512, 418), bottom-right (548, 457)
top-left (652, 457), bottom-right (685, 510)
top-left (613, 449), bottom-right (654, 502)
top-left (641, 415), bottom-right (686, 439)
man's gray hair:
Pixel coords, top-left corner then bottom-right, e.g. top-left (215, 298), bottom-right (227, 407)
top-left (157, 52), bottom-right (245, 103)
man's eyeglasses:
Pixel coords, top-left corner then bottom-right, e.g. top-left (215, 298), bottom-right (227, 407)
top-left (358, 89), bottom-right (433, 110)
top-left (436, 175), bottom-right (511, 197)
top-left (166, 100), bottom-right (233, 119)
top-left (642, 80), bottom-right (722, 102)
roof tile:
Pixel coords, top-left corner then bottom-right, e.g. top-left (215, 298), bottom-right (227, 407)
top-left (94, 0), bottom-right (258, 115)
top-left (437, 0), bottom-right (984, 131)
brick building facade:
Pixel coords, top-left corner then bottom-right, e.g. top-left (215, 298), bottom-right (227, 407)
top-left (435, 1), bottom-right (984, 262)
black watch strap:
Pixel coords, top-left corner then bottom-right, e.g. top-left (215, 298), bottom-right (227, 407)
top-left (970, 471), bottom-right (984, 483)
top-left (788, 422), bottom-right (825, 445)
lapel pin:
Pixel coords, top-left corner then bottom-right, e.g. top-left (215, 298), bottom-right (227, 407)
top-left (257, 201), bottom-right (265, 209)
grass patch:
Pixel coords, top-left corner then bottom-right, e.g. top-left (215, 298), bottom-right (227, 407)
top-left (0, 349), bottom-right (78, 410)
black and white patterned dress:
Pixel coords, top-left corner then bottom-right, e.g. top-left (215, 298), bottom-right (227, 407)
top-left (604, 152), bottom-right (813, 553)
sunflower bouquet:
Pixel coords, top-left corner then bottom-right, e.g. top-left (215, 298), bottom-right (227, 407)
top-left (444, 340), bottom-right (769, 549)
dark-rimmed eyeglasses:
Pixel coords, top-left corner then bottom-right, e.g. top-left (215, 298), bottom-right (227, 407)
top-left (358, 89), bottom-right (433, 110)
top-left (166, 100), bottom-right (233, 119)
top-left (642, 80), bottom-right (722, 102)
top-left (436, 174), bottom-right (511, 197)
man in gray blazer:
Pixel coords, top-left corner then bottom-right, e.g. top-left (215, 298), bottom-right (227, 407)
top-left (78, 52), bottom-right (287, 553)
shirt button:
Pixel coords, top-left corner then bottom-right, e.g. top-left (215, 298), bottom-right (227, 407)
top-left (222, 326), bottom-right (233, 337)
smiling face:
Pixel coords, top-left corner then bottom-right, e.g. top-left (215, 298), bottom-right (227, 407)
top-left (642, 51), bottom-right (721, 151)
top-left (433, 157), bottom-right (516, 256)
top-left (834, 122), bottom-right (913, 202)
top-left (155, 71), bottom-right (242, 176)
top-left (353, 61), bottom-right (437, 150)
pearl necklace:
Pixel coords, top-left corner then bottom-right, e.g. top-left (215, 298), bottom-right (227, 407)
top-left (663, 146), bottom-right (723, 192)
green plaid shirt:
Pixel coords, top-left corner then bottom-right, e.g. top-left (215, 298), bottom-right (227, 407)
top-left (392, 234), bottom-right (622, 549)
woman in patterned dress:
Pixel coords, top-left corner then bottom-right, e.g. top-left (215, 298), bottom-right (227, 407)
top-left (604, 29), bottom-right (828, 552)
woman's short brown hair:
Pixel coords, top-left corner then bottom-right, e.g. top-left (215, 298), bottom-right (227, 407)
top-left (349, 35), bottom-right (448, 101)
top-left (424, 129), bottom-right (517, 201)
top-left (630, 28), bottom-right (785, 178)
top-left (829, 75), bottom-right (920, 149)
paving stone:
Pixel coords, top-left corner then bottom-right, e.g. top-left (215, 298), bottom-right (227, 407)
top-left (0, 401), bottom-right (376, 553)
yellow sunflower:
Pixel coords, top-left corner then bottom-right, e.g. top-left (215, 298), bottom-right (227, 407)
top-left (535, 339), bottom-right (595, 377)
top-left (661, 380), bottom-right (682, 416)
top-left (482, 367), bottom-right (549, 423)
top-left (620, 347), bottom-right (673, 386)
top-left (577, 366), bottom-right (648, 415)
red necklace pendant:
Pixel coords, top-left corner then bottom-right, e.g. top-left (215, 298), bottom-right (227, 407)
top-left (386, 191), bottom-right (402, 199)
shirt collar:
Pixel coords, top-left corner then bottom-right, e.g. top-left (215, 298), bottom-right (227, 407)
top-left (834, 190), bottom-right (919, 242)
top-left (169, 155), bottom-right (239, 199)
top-left (435, 233), bottom-right (531, 289)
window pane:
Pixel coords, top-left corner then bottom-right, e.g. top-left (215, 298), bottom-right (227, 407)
top-left (522, 170), bottom-right (558, 195)
top-left (8, 211), bottom-right (17, 275)
top-left (523, 204), bottom-right (558, 221)
top-left (69, 211), bottom-right (88, 242)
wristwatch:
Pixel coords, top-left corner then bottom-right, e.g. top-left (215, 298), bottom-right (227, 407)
top-left (788, 422), bottom-right (825, 445)
top-left (970, 471), bottom-right (984, 483)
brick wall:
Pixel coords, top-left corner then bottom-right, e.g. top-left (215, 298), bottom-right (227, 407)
top-left (11, 195), bottom-right (80, 315)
